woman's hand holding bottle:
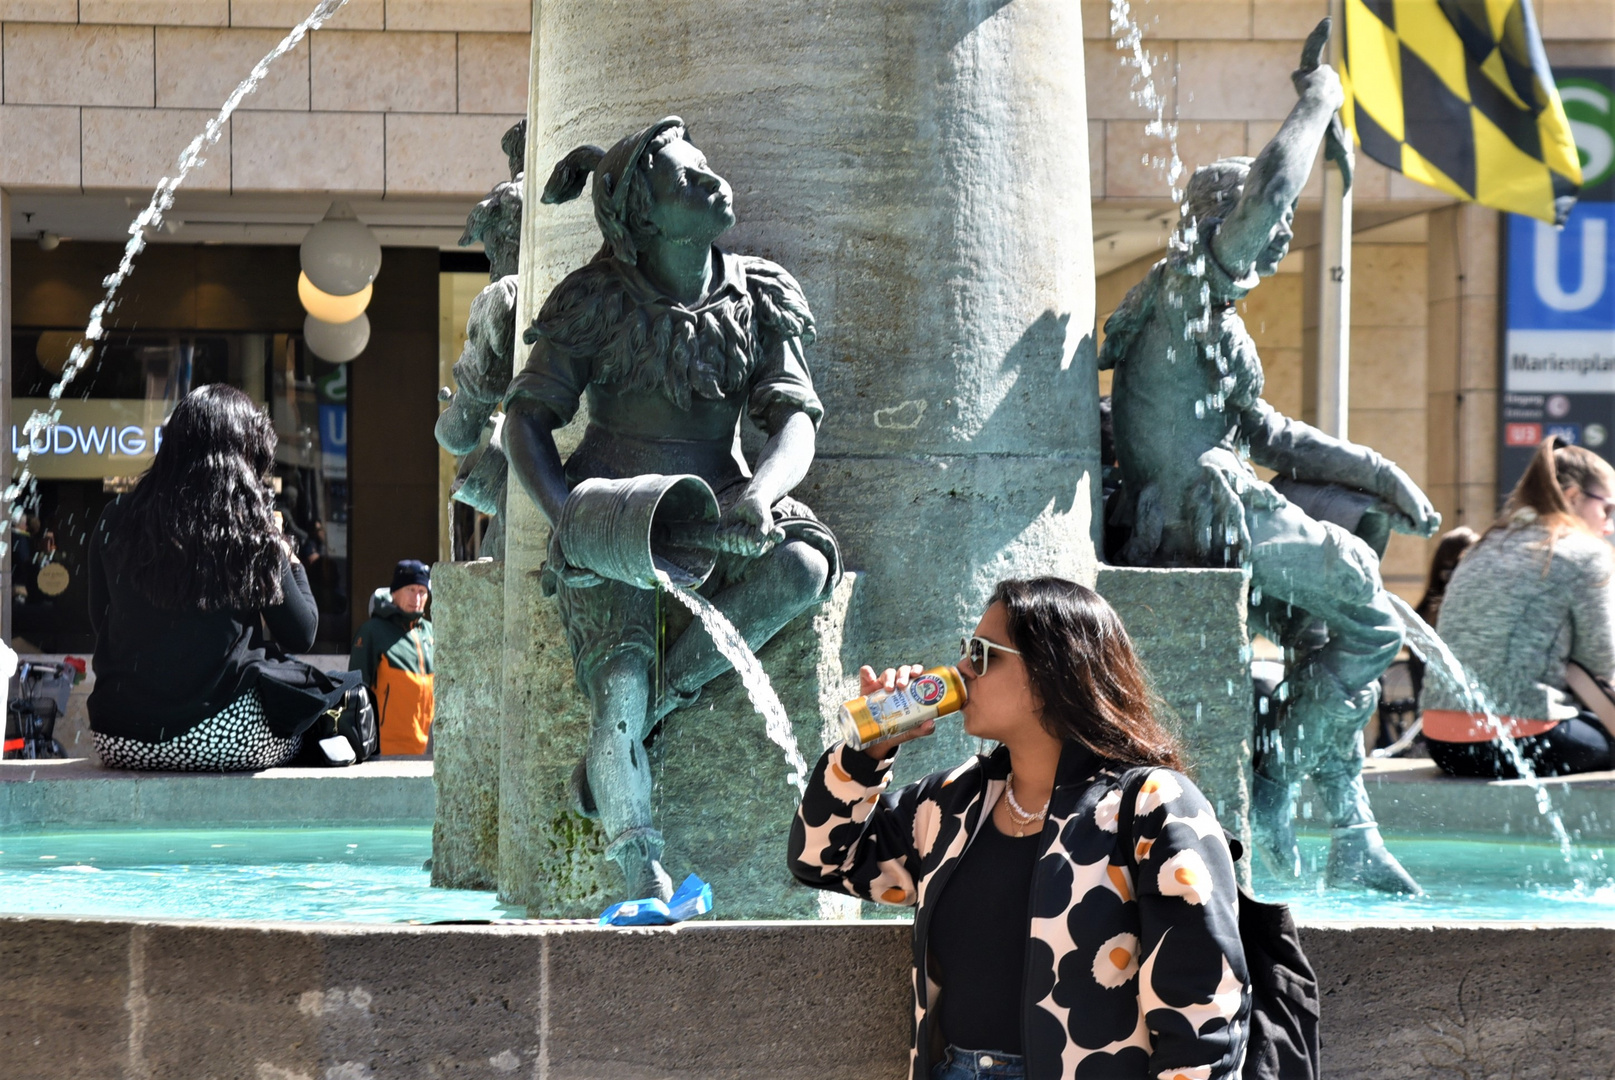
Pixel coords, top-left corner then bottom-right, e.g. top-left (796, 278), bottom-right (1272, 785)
top-left (857, 663), bottom-right (936, 758)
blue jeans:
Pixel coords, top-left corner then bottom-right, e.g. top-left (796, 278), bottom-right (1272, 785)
top-left (931, 1046), bottom-right (1025, 1080)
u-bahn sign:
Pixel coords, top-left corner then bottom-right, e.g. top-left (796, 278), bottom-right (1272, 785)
top-left (1500, 68), bottom-right (1615, 506)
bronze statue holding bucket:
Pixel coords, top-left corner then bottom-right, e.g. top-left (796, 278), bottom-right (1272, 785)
top-left (503, 117), bottom-right (842, 901)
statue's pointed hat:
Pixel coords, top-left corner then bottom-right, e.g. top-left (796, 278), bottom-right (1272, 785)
top-left (540, 116), bottom-right (685, 263)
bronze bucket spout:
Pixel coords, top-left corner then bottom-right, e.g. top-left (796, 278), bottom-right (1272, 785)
top-left (556, 473), bottom-right (721, 589)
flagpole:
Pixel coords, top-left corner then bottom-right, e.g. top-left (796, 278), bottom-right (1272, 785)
top-left (1318, 0), bottom-right (1352, 440)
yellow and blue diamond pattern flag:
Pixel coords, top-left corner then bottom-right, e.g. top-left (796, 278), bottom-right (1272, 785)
top-left (1340, 0), bottom-right (1582, 224)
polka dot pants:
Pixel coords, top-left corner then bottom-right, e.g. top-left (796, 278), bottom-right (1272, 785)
top-left (94, 690), bottom-right (302, 772)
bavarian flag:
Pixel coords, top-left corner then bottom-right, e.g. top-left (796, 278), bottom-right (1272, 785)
top-left (1340, 0), bottom-right (1582, 224)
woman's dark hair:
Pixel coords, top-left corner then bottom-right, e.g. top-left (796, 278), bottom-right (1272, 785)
top-left (120, 384), bottom-right (285, 611)
top-left (1414, 525), bottom-right (1479, 626)
top-left (989, 577), bottom-right (1182, 769)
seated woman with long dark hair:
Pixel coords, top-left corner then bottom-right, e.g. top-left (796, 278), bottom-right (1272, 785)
top-left (789, 577), bottom-right (1248, 1080)
top-left (1424, 437), bottom-right (1615, 777)
top-left (87, 384), bottom-right (331, 771)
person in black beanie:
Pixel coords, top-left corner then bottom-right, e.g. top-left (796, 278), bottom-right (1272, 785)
top-left (349, 559), bottom-right (435, 756)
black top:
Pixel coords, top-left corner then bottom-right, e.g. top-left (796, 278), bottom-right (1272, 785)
top-left (928, 813), bottom-right (1041, 1054)
top-left (86, 496), bottom-right (318, 742)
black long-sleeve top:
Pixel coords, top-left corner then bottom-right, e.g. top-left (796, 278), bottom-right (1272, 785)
top-left (86, 496), bottom-right (318, 742)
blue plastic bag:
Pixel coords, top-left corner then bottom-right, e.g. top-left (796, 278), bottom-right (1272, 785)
top-left (598, 874), bottom-right (713, 927)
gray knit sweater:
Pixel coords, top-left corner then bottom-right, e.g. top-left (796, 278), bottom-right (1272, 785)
top-left (1428, 516), bottom-right (1615, 721)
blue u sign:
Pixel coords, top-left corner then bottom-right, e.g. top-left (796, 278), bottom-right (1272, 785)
top-left (318, 404), bottom-right (348, 455)
top-left (1506, 202), bottom-right (1615, 392)
top-left (1509, 203), bottom-right (1614, 330)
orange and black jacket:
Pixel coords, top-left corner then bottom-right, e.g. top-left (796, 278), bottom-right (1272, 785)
top-left (350, 588), bottom-right (434, 755)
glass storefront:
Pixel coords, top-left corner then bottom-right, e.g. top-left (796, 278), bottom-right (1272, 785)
top-left (8, 328), bottom-right (352, 652)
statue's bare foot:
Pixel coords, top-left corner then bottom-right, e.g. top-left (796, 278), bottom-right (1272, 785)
top-left (1317, 772), bottom-right (1421, 894)
top-left (1326, 824), bottom-right (1422, 895)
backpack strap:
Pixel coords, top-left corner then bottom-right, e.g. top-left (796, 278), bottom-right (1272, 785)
top-left (1113, 764), bottom-right (1245, 870)
top-left (1112, 765), bottom-right (1158, 872)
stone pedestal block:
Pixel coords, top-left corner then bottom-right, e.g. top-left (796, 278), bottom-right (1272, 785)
top-left (496, 537), bottom-right (606, 915)
top-left (429, 559), bottom-right (505, 890)
top-left (499, 574), bottom-right (860, 919)
top-left (652, 573), bottom-right (861, 920)
top-left (1096, 566), bottom-right (1253, 883)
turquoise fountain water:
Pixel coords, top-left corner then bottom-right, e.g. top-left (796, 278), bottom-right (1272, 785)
top-left (3, 823), bottom-right (1614, 925)
top-left (0, 827), bottom-right (514, 923)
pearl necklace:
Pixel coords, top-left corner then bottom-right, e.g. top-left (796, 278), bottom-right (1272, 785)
top-left (1003, 773), bottom-right (1048, 836)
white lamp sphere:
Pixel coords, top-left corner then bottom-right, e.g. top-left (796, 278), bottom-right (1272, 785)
top-left (298, 272), bottom-right (372, 323)
top-left (304, 312), bottom-right (370, 364)
top-left (300, 218), bottom-right (382, 296)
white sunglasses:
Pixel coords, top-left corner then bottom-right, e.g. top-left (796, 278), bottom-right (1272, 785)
top-left (960, 635), bottom-right (1022, 676)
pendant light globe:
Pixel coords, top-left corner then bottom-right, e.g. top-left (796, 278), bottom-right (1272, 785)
top-left (298, 272), bottom-right (372, 323)
top-left (300, 202), bottom-right (382, 296)
top-left (303, 311), bottom-right (370, 364)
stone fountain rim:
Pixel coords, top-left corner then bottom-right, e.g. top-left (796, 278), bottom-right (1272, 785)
top-left (4, 913), bottom-right (1612, 934)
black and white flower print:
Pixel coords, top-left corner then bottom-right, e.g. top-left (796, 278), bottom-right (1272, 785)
top-left (790, 741), bottom-right (1249, 1080)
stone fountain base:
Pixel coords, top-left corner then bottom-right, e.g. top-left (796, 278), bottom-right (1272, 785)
top-left (430, 559), bottom-right (506, 891)
top-left (5, 914), bottom-right (1612, 1080)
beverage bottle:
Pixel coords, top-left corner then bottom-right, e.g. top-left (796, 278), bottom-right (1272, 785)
top-left (836, 666), bottom-right (967, 750)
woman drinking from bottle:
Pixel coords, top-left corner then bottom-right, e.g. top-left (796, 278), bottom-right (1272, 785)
top-left (789, 577), bottom-right (1248, 1080)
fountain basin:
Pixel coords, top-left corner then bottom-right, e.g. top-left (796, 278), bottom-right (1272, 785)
top-left (0, 826), bottom-right (512, 924)
top-left (6, 770), bottom-right (1615, 1076)
top-left (3, 913), bottom-right (1612, 1080)
top-left (4, 822), bottom-right (1613, 927)
top-left (1256, 831), bottom-right (1615, 925)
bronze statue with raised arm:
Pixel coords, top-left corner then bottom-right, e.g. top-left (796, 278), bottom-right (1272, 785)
top-left (502, 118), bottom-right (841, 901)
top-left (1101, 23), bottom-right (1440, 894)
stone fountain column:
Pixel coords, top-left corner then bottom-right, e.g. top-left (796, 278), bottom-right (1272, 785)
top-left (499, 0), bottom-right (1099, 915)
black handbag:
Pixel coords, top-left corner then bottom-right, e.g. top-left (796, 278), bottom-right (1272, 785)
top-left (253, 658), bottom-right (359, 737)
top-left (333, 684), bottom-right (379, 762)
top-left (294, 683), bottom-right (378, 766)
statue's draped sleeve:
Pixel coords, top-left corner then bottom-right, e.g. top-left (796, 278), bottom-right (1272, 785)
top-left (503, 260), bottom-right (614, 427)
top-left (454, 276), bottom-right (519, 407)
top-left (740, 256), bottom-right (823, 432)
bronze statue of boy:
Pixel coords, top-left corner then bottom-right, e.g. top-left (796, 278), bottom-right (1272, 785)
top-left (503, 118), bottom-right (841, 901)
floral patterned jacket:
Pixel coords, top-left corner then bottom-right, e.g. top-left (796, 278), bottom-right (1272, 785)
top-left (788, 739), bottom-right (1249, 1080)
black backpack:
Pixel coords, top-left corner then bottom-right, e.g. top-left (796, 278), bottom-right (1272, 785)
top-left (1118, 768), bottom-right (1321, 1080)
